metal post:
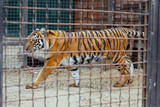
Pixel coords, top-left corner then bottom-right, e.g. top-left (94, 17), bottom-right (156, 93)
top-left (22, 0), bottom-right (28, 67)
top-left (156, 3), bottom-right (160, 105)
top-left (0, 0), bottom-right (3, 106)
top-left (147, 0), bottom-right (160, 107)
top-left (108, 0), bottom-right (114, 24)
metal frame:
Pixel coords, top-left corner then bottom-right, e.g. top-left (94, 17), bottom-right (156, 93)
top-left (147, 0), bottom-right (160, 107)
top-left (1, 0), bottom-right (160, 107)
top-left (0, 0), bottom-right (3, 106)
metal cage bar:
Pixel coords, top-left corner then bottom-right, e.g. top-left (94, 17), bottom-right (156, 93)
top-left (147, 0), bottom-right (160, 107)
top-left (0, 0), bottom-right (3, 106)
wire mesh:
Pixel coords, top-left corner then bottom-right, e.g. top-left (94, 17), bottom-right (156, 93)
top-left (2, 0), bottom-right (149, 107)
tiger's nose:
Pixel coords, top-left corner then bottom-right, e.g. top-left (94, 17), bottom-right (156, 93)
top-left (26, 48), bottom-right (28, 51)
top-left (25, 46), bottom-right (29, 51)
top-left (25, 47), bottom-right (29, 51)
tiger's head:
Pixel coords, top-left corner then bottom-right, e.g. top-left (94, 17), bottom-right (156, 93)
top-left (25, 28), bottom-right (57, 52)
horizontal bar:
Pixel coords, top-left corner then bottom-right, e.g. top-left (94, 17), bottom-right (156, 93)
top-left (3, 21), bottom-right (148, 27)
top-left (3, 6), bottom-right (149, 16)
top-left (3, 49), bottom-right (147, 56)
top-left (3, 61), bottom-right (147, 71)
top-left (3, 73), bottom-right (146, 88)
top-left (3, 37), bottom-right (148, 41)
top-left (123, 0), bottom-right (150, 1)
top-left (81, 98), bottom-right (146, 107)
top-left (3, 87), bottom-right (146, 103)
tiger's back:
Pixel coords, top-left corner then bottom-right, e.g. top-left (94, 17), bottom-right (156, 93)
top-left (56, 28), bottom-right (129, 66)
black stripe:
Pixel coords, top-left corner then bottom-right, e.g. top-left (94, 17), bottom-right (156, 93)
top-left (126, 44), bottom-right (130, 50)
top-left (108, 29), bottom-right (116, 49)
top-left (84, 31), bottom-right (92, 50)
top-left (75, 32), bottom-right (78, 42)
top-left (91, 31), bottom-right (101, 50)
top-left (110, 29), bottom-right (117, 38)
top-left (113, 55), bottom-right (121, 63)
top-left (49, 38), bottom-right (51, 48)
top-left (87, 54), bottom-right (94, 64)
top-left (121, 28), bottom-right (128, 33)
top-left (114, 29), bottom-right (120, 37)
top-left (81, 31), bottom-right (88, 51)
top-left (113, 29), bottom-right (121, 48)
top-left (71, 68), bottom-right (78, 71)
top-left (103, 30), bottom-right (111, 45)
top-left (99, 30), bottom-right (106, 50)
top-left (67, 32), bottom-right (70, 44)
top-left (73, 56), bottom-right (78, 64)
top-left (88, 31), bottom-right (96, 50)
top-left (46, 55), bottom-right (54, 60)
top-left (81, 56), bottom-right (85, 64)
top-left (96, 31), bottom-right (105, 51)
top-left (86, 33), bottom-right (92, 50)
top-left (83, 53), bottom-right (86, 59)
top-left (116, 29), bottom-right (123, 38)
top-left (41, 39), bottom-right (44, 48)
top-left (140, 32), bottom-right (144, 38)
top-left (77, 32), bottom-right (81, 52)
top-left (59, 31), bottom-right (66, 51)
top-left (49, 31), bottom-right (54, 35)
top-left (94, 52), bottom-right (100, 61)
top-left (95, 56), bottom-right (100, 61)
top-left (70, 33), bottom-right (73, 44)
top-left (135, 31), bottom-right (138, 37)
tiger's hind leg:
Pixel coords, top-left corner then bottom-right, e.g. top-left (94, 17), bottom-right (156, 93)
top-left (68, 67), bottom-right (80, 87)
top-left (114, 56), bottom-right (134, 87)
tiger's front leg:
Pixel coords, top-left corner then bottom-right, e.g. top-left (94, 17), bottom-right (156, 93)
top-left (26, 56), bottom-right (62, 89)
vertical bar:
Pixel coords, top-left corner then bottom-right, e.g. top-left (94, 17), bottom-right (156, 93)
top-left (138, 2), bottom-right (142, 70)
top-left (0, 0), bottom-right (3, 106)
top-left (137, 1), bottom-right (143, 107)
top-left (79, 0), bottom-right (83, 106)
top-left (31, 1), bottom-right (35, 107)
top-left (108, 0), bottom-right (114, 24)
top-left (4, 1), bottom-right (8, 106)
top-left (19, 0), bottom-right (22, 106)
top-left (142, 1), bottom-right (148, 107)
top-left (56, 1), bottom-right (60, 107)
top-left (22, 0), bottom-right (28, 67)
top-left (22, 0), bottom-right (28, 37)
top-left (156, 1), bottom-right (160, 106)
top-left (44, 1), bottom-right (48, 106)
top-left (45, 0), bottom-right (48, 29)
top-left (147, 0), bottom-right (159, 107)
top-left (68, 1), bottom-right (72, 107)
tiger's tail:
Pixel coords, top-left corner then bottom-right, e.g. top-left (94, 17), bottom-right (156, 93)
top-left (119, 27), bottom-right (144, 38)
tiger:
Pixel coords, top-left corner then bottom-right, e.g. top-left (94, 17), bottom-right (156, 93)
top-left (25, 27), bottom-right (144, 89)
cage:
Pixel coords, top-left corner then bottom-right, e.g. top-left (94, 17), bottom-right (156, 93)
top-left (1, 0), bottom-right (157, 107)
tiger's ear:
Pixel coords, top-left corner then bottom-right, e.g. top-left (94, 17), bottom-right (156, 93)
top-left (35, 28), bottom-right (40, 31)
top-left (40, 28), bottom-right (48, 37)
top-left (40, 28), bottom-right (46, 34)
top-left (48, 30), bottom-right (56, 36)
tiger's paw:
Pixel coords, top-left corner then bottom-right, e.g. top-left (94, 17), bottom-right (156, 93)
top-left (26, 83), bottom-right (39, 89)
top-left (69, 83), bottom-right (79, 87)
top-left (114, 81), bottom-right (123, 87)
top-left (126, 77), bottom-right (134, 84)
